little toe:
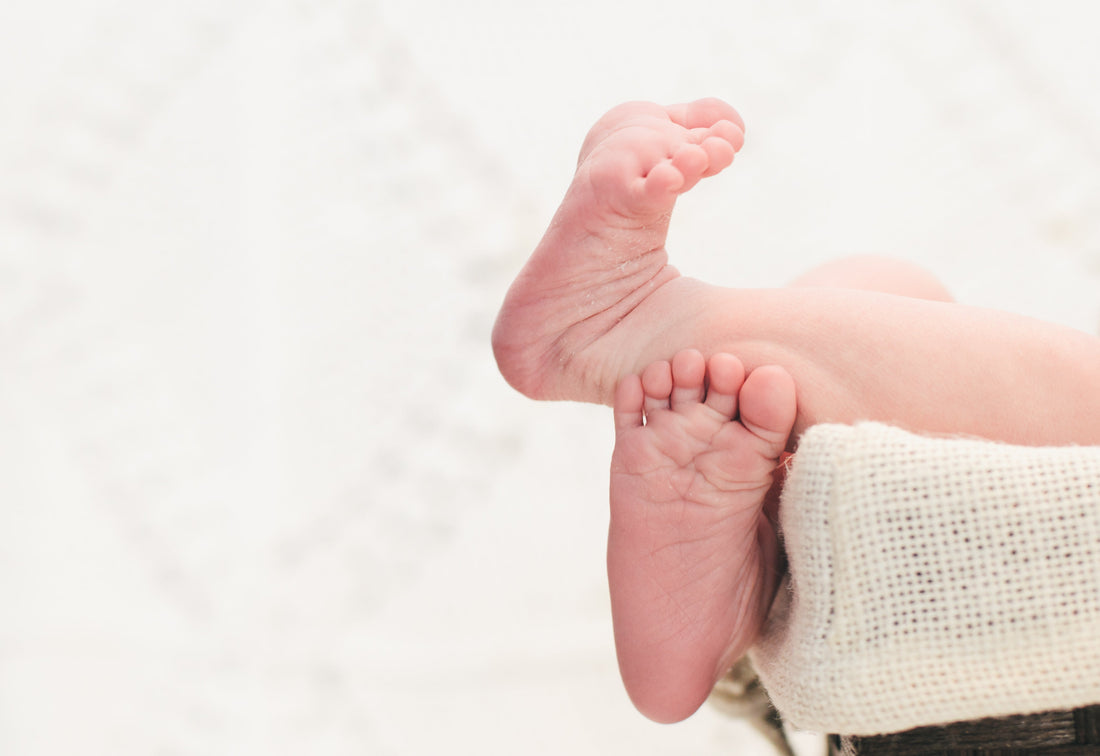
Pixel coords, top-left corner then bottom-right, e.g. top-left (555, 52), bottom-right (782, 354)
top-left (635, 161), bottom-right (684, 206)
top-left (669, 349), bottom-right (706, 411)
top-left (614, 374), bottom-right (645, 434)
top-left (738, 366), bottom-right (797, 456)
top-left (703, 353), bottom-right (745, 418)
top-left (641, 360), bottom-right (674, 416)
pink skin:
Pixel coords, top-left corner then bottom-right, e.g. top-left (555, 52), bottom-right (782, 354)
top-left (491, 99), bottom-right (744, 402)
top-left (492, 97), bottom-right (1100, 722)
top-left (492, 99), bottom-right (1100, 447)
top-left (609, 350), bottom-right (795, 723)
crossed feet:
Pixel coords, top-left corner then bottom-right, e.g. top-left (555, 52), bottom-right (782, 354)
top-left (492, 99), bottom-right (798, 723)
top-left (610, 349), bottom-right (796, 723)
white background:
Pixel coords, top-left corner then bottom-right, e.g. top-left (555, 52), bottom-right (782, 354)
top-left (2, 1), bottom-right (1099, 753)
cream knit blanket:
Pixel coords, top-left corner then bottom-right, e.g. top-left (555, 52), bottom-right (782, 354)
top-left (750, 422), bottom-right (1100, 736)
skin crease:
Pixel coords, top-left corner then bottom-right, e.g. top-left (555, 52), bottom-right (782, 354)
top-left (492, 99), bottom-right (1100, 447)
top-left (609, 349), bottom-right (795, 722)
top-left (491, 97), bottom-right (1100, 721)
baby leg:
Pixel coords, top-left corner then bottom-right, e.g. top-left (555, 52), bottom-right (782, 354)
top-left (788, 254), bottom-right (954, 302)
top-left (608, 349), bottom-right (796, 723)
top-left (493, 99), bottom-right (1100, 444)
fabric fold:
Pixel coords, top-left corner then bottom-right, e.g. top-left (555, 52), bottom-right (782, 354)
top-left (751, 422), bottom-right (1100, 735)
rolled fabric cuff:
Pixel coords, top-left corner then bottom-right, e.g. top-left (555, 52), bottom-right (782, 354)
top-left (750, 422), bottom-right (1100, 736)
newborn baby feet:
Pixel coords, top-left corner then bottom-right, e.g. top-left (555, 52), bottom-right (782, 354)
top-left (608, 349), bottom-right (796, 723)
top-left (492, 99), bottom-right (745, 404)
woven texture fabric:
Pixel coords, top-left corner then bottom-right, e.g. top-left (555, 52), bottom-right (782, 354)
top-left (751, 422), bottom-right (1100, 736)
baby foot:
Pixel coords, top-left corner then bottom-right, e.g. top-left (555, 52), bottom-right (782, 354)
top-left (607, 349), bottom-right (796, 723)
top-left (492, 99), bottom-right (745, 403)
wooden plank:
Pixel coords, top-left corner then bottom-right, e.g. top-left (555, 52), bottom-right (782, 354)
top-left (830, 706), bottom-right (1100, 755)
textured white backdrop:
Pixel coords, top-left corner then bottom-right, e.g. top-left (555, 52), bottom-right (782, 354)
top-left (2, 1), bottom-right (1099, 754)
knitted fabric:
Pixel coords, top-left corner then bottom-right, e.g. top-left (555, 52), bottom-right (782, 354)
top-left (750, 422), bottom-right (1100, 736)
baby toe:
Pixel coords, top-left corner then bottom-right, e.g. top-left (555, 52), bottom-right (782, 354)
top-left (641, 360), bottom-right (674, 416)
top-left (669, 349), bottom-right (707, 411)
top-left (669, 144), bottom-right (709, 192)
top-left (703, 353), bottom-right (746, 419)
top-left (738, 366), bottom-right (797, 455)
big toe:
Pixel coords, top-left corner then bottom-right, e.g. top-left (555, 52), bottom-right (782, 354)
top-left (738, 366), bottom-right (797, 456)
top-left (578, 101), bottom-right (671, 164)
